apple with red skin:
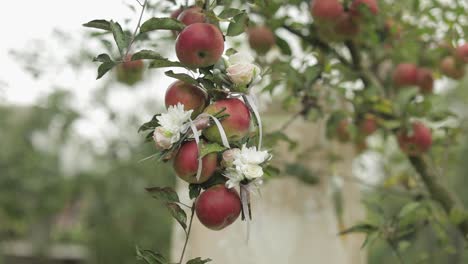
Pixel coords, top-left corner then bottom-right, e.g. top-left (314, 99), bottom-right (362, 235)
top-left (310, 0), bottom-right (344, 23)
top-left (440, 56), bottom-right (465, 79)
top-left (202, 98), bottom-right (251, 144)
top-left (334, 12), bottom-right (360, 38)
top-left (248, 26), bottom-right (276, 54)
top-left (195, 185), bottom-right (241, 230)
top-left (336, 118), bottom-right (351, 142)
top-left (359, 115), bottom-right (378, 136)
top-left (393, 63), bottom-right (419, 87)
top-left (416, 68), bottom-right (434, 94)
top-left (165, 80), bottom-right (208, 118)
top-left (397, 122), bottom-right (432, 156)
top-left (173, 141), bottom-right (218, 184)
top-left (456, 44), bottom-right (468, 63)
top-left (350, 0), bottom-right (379, 17)
top-left (175, 23), bottom-right (224, 68)
top-left (177, 6), bottom-right (206, 26)
top-left (170, 7), bottom-right (185, 36)
top-left (116, 54), bottom-right (144, 85)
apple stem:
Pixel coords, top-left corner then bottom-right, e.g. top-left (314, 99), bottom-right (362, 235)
top-left (125, 0), bottom-right (148, 58)
top-left (179, 203), bottom-right (196, 264)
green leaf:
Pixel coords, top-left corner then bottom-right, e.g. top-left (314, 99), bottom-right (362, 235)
top-left (275, 35), bottom-right (291, 56)
top-left (225, 48), bottom-right (238, 56)
top-left (200, 143), bottom-right (226, 158)
top-left (263, 165), bottom-right (280, 178)
top-left (93, 53), bottom-right (113, 63)
top-left (218, 8), bottom-right (243, 19)
top-left (449, 208), bottom-right (468, 225)
top-left (136, 246), bottom-right (167, 264)
top-left (398, 201), bottom-right (421, 218)
top-left (96, 61), bottom-right (116, 80)
top-left (165, 70), bottom-right (198, 85)
top-left (149, 58), bottom-right (185, 69)
top-left (285, 163), bottom-right (319, 185)
top-left (186, 257), bottom-right (212, 264)
top-left (83, 19), bottom-right (111, 31)
top-left (109, 21), bottom-right (129, 56)
top-left (146, 187), bottom-right (180, 203)
top-left (339, 223), bottom-right (378, 235)
top-left (132, 50), bottom-right (164, 60)
top-left (139, 114), bottom-right (160, 132)
top-left (227, 12), bottom-right (248, 36)
top-left (189, 184), bottom-right (202, 200)
top-left (140, 17), bottom-right (186, 33)
top-left (166, 203), bottom-right (187, 230)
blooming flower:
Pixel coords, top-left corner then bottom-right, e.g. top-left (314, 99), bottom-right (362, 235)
top-left (152, 103), bottom-right (193, 149)
top-left (223, 144), bottom-right (271, 188)
top-left (226, 52), bottom-right (261, 87)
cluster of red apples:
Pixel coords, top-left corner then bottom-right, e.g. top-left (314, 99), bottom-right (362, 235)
top-left (156, 5), bottom-right (261, 231)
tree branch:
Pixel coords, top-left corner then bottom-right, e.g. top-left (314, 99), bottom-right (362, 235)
top-left (178, 204), bottom-right (196, 264)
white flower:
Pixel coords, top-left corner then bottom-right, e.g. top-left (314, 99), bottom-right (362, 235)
top-left (235, 144), bottom-right (271, 165)
top-left (226, 52), bottom-right (261, 86)
top-left (239, 164), bottom-right (264, 180)
top-left (152, 103), bottom-right (193, 149)
top-left (221, 148), bottom-right (241, 167)
top-left (225, 168), bottom-right (244, 189)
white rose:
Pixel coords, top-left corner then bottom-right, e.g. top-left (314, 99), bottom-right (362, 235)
top-left (229, 52), bottom-right (255, 65)
top-left (221, 148), bottom-right (241, 167)
top-left (224, 168), bottom-right (244, 189)
top-left (226, 52), bottom-right (261, 86)
top-left (153, 127), bottom-right (173, 150)
top-left (239, 164), bottom-right (264, 180)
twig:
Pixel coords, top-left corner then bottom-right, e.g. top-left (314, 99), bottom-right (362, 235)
top-left (387, 239), bottom-right (406, 264)
top-left (179, 203), bottom-right (195, 264)
top-left (135, 0), bottom-right (144, 7)
top-left (125, 0), bottom-right (148, 58)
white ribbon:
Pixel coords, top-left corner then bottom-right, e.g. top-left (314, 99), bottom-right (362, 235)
top-left (243, 94), bottom-right (263, 150)
top-left (240, 184), bottom-right (251, 243)
top-left (188, 118), bottom-right (203, 181)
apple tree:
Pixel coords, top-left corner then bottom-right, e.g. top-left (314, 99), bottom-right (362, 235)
top-left (83, 0), bottom-right (468, 263)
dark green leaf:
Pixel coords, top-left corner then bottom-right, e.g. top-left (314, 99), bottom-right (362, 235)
top-left (339, 223), bottom-right (378, 236)
top-left (140, 17), bottom-right (186, 33)
top-left (149, 58), bottom-right (185, 69)
top-left (139, 115), bottom-right (160, 132)
top-left (166, 203), bottom-right (187, 230)
top-left (285, 163), bottom-right (319, 185)
top-left (165, 70), bottom-right (198, 85)
top-left (136, 246), bottom-right (167, 264)
top-left (110, 21), bottom-right (129, 56)
top-left (225, 48), bottom-right (238, 56)
top-left (146, 187), bottom-right (180, 203)
top-left (275, 35), bottom-right (291, 56)
top-left (227, 13), bottom-right (248, 36)
top-left (186, 257), bottom-right (212, 264)
top-left (218, 8), bottom-right (243, 19)
top-left (200, 143), bottom-right (226, 157)
top-left (189, 184), bottom-right (202, 200)
top-left (93, 53), bottom-right (113, 63)
top-left (132, 50), bottom-right (164, 60)
top-left (96, 61), bottom-right (116, 80)
top-left (83, 19), bottom-right (111, 31)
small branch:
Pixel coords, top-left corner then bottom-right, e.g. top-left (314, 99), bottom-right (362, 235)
top-left (125, 0), bottom-right (148, 57)
top-left (179, 203), bottom-right (196, 264)
top-left (409, 156), bottom-right (468, 241)
top-left (387, 240), bottom-right (406, 264)
top-left (135, 0), bottom-right (143, 6)
top-left (177, 201), bottom-right (193, 210)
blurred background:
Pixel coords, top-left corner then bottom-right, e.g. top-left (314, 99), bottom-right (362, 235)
top-left (1, 0), bottom-right (468, 263)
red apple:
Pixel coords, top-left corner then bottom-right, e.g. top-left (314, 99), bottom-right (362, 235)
top-left (170, 7), bottom-right (185, 36)
top-left (397, 122), bottom-right (432, 156)
top-left (202, 98), bottom-right (251, 144)
top-left (455, 44), bottom-right (468, 64)
top-left (350, 0), bottom-right (379, 17)
top-left (416, 68), bottom-right (434, 94)
top-left (359, 115), bottom-right (378, 136)
top-left (248, 26), bottom-right (276, 54)
top-left (310, 0), bottom-right (344, 23)
top-left (195, 185), bottom-right (241, 230)
top-left (334, 12), bottom-right (360, 38)
top-left (116, 54), bottom-right (144, 85)
top-left (440, 56), bottom-right (465, 79)
top-left (175, 23), bottom-right (224, 68)
top-left (165, 80), bottom-right (208, 118)
top-left (393, 63), bottom-right (419, 87)
top-left (177, 6), bottom-right (206, 26)
top-left (173, 141), bottom-right (218, 184)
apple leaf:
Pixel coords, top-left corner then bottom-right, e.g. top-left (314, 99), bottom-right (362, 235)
top-left (149, 58), bottom-right (185, 69)
top-left (109, 21), bottom-right (129, 56)
top-left (132, 50), bottom-right (164, 60)
top-left (138, 114), bottom-right (160, 132)
top-left (218, 8), bottom-right (243, 19)
top-left (339, 223), bottom-right (378, 236)
top-left (93, 53), bottom-right (113, 63)
top-left (186, 257), bottom-right (212, 264)
top-left (140, 17), bottom-right (185, 33)
top-left (200, 143), bottom-right (226, 158)
top-left (188, 184), bottom-right (202, 200)
top-left (166, 203), bottom-right (187, 230)
top-left (275, 34), bottom-right (291, 56)
top-left (96, 61), bottom-right (116, 80)
top-left (136, 246), bottom-right (167, 264)
top-left (146, 187), bottom-right (180, 203)
top-left (227, 12), bottom-right (248, 36)
top-left (165, 71), bottom-right (198, 85)
top-left (83, 19), bottom-right (111, 31)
